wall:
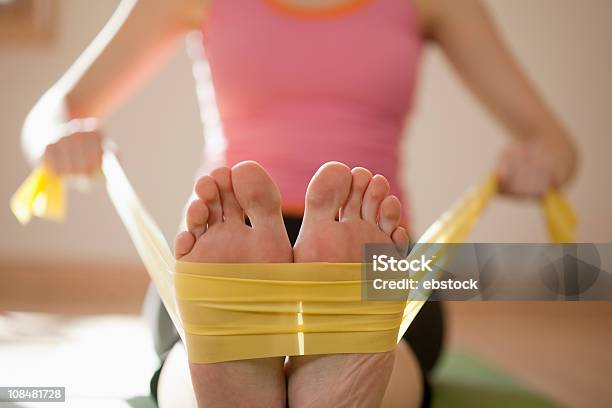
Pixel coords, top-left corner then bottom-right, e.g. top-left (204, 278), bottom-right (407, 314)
top-left (1, 0), bottom-right (611, 266)
top-left (0, 0), bottom-right (201, 263)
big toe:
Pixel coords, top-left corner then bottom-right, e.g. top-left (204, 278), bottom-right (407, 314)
top-left (174, 231), bottom-right (196, 259)
top-left (231, 161), bottom-right (283, 229)
top-left (304, 162), bottom-right (352, 222)
top-left (210, 166), bottom-right (243, 221)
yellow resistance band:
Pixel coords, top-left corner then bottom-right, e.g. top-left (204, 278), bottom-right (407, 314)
top-left (176, 262), bottom-right (405, 362)
top-left (11, 151), bottom-right (576, 363)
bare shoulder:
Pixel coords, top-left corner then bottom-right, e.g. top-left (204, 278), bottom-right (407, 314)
top-left (413, 0), bottom-right (443, 39)
top-left (158, 0), bottom-right (209, 30)
top-left (184, 0), bottom-right (210, 29)
top-left (413, 0), bottom-right (483, 40)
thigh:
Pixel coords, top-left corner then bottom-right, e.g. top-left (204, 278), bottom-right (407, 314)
top-left (157, 342), bottom-right (198, 408)
top-left (381, 340), bottom-right (424, 408)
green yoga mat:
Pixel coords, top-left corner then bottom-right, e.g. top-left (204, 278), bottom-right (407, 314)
top-left (431, 351), bottom-right (562, 408)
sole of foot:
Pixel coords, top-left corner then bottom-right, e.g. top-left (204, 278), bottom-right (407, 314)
top-left (288, 162), bottom-right (415, 407)
top-left (175, 161), bottom-right (292, 408)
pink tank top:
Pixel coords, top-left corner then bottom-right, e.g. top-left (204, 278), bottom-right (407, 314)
top-left (200, 0), bottom-right (423, 217)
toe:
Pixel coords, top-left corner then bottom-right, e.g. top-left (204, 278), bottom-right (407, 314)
top-left (195, 175), bottom-right (223, 225)
top-left (174, 231), bottom-right (196, 259)
top-left (186, 199), bottom-right (209, 238)
top-left (341, 167), bottom-right (372, 221)
top-left (391, 226), bottom-right (410, 256)
top-left (379, 195), bottom-right (401, 236)
top-left (211, 166), bottom-right (243, 221)
top-left (361, 175), bottom-right (390, 223)
top-left (231, 161), bottom-right (284, 229)
top-left (304, 162), bottom-right (352, 222)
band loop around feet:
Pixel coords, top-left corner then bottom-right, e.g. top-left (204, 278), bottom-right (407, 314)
top-left (175, 261), bottom-right (405, 363)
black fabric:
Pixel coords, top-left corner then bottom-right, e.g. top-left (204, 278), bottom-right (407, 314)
top-left (421, 376), bottom-right (433, 408)
top-left (149, 363), bottom-right (162, 404)
top-left (401, 301), bottom-right (445, 376)
top-left (282, 215), bottom-right (303, 244)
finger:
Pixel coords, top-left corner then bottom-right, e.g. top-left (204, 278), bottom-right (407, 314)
top-left (43, 144), bottom-right (60, 174)
top-left (54, 140), bottom-right (72, 175)
top-left (62, 138), bottom-right (82, 175)
top-left (69, 136), bottom-right (88, 174)
top-left (498, 150), bottom-right (521, 193)
top-left (81, 133), bottom-right (103, 174)
top-left (510, 165), bottom-right (547, 198)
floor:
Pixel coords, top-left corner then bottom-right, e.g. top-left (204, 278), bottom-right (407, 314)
top-left (0, 313), bottom-right (156, 407)
top-left (1, 261), bottom-right (611, 407)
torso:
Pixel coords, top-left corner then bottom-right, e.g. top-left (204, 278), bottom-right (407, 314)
top-left (196, 0), bottom-right (424, 218)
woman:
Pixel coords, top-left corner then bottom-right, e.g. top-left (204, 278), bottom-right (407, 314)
top-left (22, 0), bottom-right (577, 406)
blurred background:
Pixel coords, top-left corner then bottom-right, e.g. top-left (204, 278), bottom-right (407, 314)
top-left (0, 0), bottom-right (611, 407)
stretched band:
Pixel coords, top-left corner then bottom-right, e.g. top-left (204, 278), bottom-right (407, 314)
top-left (176, 262), bottom-right (406, 363)
top-left (10, 150), bottom-right (576, 363)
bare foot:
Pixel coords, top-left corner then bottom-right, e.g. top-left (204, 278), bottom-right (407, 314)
top-left (175, 161), bottom-right (292, 408)
top-left (288, 162), bottom-right (411, 407)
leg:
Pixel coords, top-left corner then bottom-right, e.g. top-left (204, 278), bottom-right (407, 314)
top-left (288, 162), bottom-right (421, 407)
top-left (157, 342), bottom-right (198, 408)
top-left (380, 341), bottom-right (423, 408)
top-left (174, 161), bottom-right (293, 407)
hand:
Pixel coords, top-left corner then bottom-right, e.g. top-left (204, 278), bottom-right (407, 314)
top-left (496, 140), bottom-right (574, 198)
top-left (43, 131), bottom-right (103, 176)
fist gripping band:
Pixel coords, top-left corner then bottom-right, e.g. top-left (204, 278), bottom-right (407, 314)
top-left (11, 150), bottom-right (576, 363)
